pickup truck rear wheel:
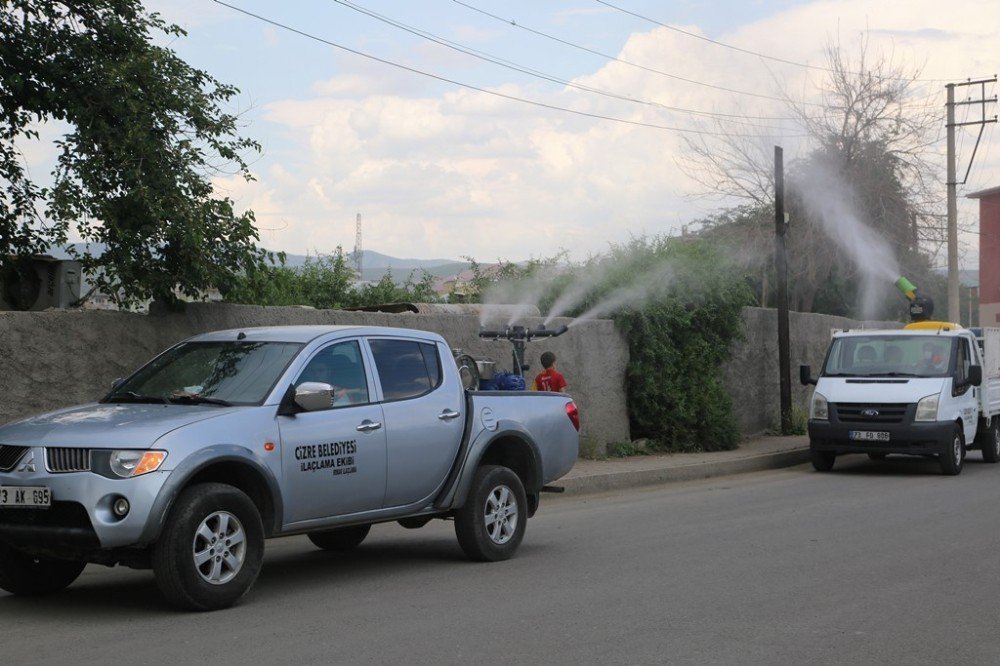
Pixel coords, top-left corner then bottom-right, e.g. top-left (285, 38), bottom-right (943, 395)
top-left (981, 420), bottom-right (1000, 463)
top-left (152, 482), bottom-right (264, 611)
top-left (455, 464), bottom-right (526, 562)
top-left (0, 542), bottom-right (85, 596)
top-left (308, 524), bottom-right (371, 551)
top-left (939, 426), bottom-right (965, 475)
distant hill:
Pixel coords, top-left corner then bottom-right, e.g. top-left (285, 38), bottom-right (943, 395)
top-left (47, 244), bottom-right (472, 284)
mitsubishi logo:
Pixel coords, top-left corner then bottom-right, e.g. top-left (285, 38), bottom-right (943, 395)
top-left (16, 452), bottom-right (36, 473)
top-left (861, 408), bottom-right (880, 418)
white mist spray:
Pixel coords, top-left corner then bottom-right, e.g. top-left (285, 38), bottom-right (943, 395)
top-left (567, 262), bottom-right (676, 326)
top-left (794, 158), bottom-right (902, 319)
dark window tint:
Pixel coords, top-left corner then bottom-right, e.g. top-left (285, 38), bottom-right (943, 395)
top-left (295, 340), bottom-right (369, 409)
top-left (370, 339), bottom-right (441, 401)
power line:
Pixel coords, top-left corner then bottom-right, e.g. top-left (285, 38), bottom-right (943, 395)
top-left (332, 0), bottom-right (801, 129)
top-left (451, 0), bottom-right (826, 108)
top-left (594, 0), bottom-right (970, 84)
top-left (212, 1), bottom-right (807, 139)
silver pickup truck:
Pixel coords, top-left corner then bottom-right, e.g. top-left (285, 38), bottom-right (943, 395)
top-left (0, 325), bottom-right (579, 610)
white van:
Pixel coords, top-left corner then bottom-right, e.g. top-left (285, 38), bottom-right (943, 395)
top-left (801, 325), bottom-right (1000, 475)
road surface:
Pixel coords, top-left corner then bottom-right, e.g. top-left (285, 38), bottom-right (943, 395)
top-left (5, 455), bottom-right (1000, 664)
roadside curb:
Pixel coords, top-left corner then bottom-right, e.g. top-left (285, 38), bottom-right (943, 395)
top-left (559, 447), bottom-right (811, 496)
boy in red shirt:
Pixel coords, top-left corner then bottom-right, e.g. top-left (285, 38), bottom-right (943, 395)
top-left (532, 351), bottom-right (568, 393)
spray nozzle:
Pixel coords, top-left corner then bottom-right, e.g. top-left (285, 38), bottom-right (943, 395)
top-left (895, 276), bottom-right (918, 301)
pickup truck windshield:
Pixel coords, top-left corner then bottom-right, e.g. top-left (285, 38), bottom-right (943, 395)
top-left (823, 335), bottom-right (955, 378)
top-left (106, 341), bottom-right (303, 406)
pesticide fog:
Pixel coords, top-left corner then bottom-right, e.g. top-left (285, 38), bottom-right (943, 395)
top-left (794, 159), bottom-right (902, 319)
top-left (477, 256), bottom-right (680, 330)
top-left (477, 159), bottom-right (904, 326)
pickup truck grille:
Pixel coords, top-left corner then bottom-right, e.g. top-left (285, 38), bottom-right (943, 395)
top-left (45, 448), bottom-right (92, 473)
top-left (835, 403), bottom-right (909, 424)
top-left (0, 445), bottom-right (30, 472)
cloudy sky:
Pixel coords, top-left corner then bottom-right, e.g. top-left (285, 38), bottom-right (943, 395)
top-left (142, 0), bottom-right (998, 267)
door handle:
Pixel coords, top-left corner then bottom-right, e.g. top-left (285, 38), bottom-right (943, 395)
top-left (438, 409), bottom-right (462, 421)
top-left (356, 420), bottom-right (383, 432)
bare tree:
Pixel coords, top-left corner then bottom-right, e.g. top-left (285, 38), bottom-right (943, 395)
top-left (683, 34), bottom-right (946, 317)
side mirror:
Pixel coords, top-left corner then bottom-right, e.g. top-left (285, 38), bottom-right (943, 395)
top-left (294, 382), bottom-right (334, 412)
top-left (968, 365), bottom-right (983, 388)
top-left (799, 365), bottom-right (817, 386)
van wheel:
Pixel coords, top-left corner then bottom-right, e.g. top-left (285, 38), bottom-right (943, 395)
top-left (455, 465), bottom-right (526, 562)
top-left (0, 542), bottom-right (85, 596)
top-left (810, 449), bottom-right (836, 472)
top-left (152, 483), bottom-right (264, 611)
top-left (982, 421), bottom-right (1000, 463)
top-left (940, 426), bottom-right (965, 475)
top-left (308, 525), bottom-right (371, 551)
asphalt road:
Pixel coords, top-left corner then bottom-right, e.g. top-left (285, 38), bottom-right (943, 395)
top-left (6, 455), bottom-right (1000, 665)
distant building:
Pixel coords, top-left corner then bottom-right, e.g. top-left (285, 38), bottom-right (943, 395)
top-left (968, 186), bottom-right (1000, 327)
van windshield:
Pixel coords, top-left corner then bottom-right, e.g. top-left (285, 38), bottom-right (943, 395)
top-left (823, 335), bottom-right (954, 378)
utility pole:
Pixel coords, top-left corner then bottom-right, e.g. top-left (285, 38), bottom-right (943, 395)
top-left (945, 76), bottom-right (997, 323)
top-left (775, 146), bottom-right (792, 434)
top-left (353, 212), bottom-right (363, 278)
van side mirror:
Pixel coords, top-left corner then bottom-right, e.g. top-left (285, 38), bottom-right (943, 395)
top-left (968, 365), bottom-right (983, 388)
top-left (800, 365), bottom-right (817, 386)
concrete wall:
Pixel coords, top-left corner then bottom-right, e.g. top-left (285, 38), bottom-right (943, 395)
top-left (0, 303), bottom-right (631, 451)
top-left (724, 307), bottom-right (903, 435)
top-left (0, 302), bottom-right (905, 448)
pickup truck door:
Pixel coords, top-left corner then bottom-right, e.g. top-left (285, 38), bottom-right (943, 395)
top-left (367, 338), bottom-right (465, 508)
top-left (277, 339), bottom-right (387, 523)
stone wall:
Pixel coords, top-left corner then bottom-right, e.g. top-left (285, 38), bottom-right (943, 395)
top-left (0, 302), bottom-right (905, 448)
top-left (0, 303), bottom-right (631, 451)
top-left (724, 307), bottom-right (902, 435)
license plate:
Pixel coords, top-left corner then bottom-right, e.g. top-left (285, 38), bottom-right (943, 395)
top-left (849, 431), bottom-right (890, 442)
top-left (0, 486), bottom-right (51, 508)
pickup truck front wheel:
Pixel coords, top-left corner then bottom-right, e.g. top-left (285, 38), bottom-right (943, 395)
top-left (455, 465), bottom-right (527, 562)
top-left (152, 483), bottom-right (264, 611)
top-left (0, 542), bottom-right (85, 596)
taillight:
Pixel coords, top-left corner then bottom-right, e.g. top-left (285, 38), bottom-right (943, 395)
top-left (565, 401), bottom-right (580, 431)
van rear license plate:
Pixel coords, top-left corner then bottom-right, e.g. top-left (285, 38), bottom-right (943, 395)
top-left (849, 431), bottom-right (890, 442)
top-left (0, 486), bottom-right (51, 508)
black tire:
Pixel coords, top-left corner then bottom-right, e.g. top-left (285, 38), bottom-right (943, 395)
top-left (455, 465), bottom-right (527, 562)
top-left (810, 449), bottom-right (836, 472)
top-left (981, 420), bottom-right (1000, 463)
top-left (307, 524), bottom-right (371, 551)
top-left (0, 541), bottom-right (85, 596)
top-left (940, 425), bottom-right (965, 476)
top-left (868, 453), bottom-right (887, 461)
top-left (152, 482), bottom-right (264, 611)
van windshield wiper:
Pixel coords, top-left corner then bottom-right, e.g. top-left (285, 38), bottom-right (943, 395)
top-left (168, 394), bottom-right (233, 407)
top-left (107, 391), bottom-right (168, 404)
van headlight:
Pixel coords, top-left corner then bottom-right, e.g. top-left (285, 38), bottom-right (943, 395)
top-left (914, 394), bottom-right (940, 422)
top-left (810, 392), bottom-right (829, 420)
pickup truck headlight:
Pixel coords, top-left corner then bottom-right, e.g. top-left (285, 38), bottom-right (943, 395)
top-left (810, 392), bottom-right (829, 420)
top-left (914, 394), bottom-right (940, 422)
top-left (109, 450), bottom-right (167, 478)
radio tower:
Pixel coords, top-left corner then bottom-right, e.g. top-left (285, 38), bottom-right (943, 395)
top-left (352, 213), bottom-right (363, 278)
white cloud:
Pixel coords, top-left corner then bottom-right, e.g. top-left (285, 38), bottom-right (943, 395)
top-left (221, 0), bottom-right (998, 266)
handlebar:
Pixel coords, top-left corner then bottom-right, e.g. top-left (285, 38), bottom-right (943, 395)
top-left (478, 325), bottom-right (568, 340)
